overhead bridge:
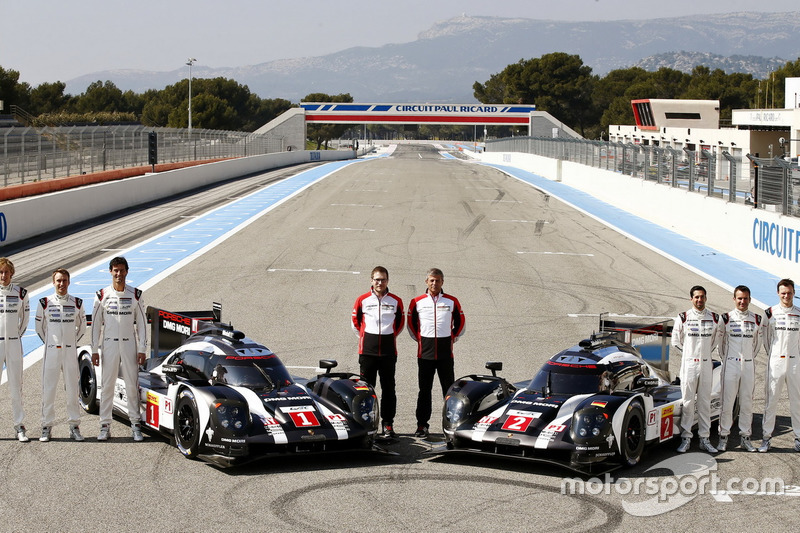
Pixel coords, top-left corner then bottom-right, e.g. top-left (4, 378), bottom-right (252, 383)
top-left (300, 103), bottom-right (538, 128)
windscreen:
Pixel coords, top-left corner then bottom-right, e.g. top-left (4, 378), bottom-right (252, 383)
top-left (528, 362), bottom-right (604, 396)
top-left (213, 355), bottom-right (293, 390)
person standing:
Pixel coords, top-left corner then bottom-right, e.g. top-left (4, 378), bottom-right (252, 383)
top-left (717, 285), bottom-right (762, 452)
top-left (672, 285), bottom-right (721, 454)
top-left (407, 268), bottom-right (465, 438)
top-left (91, 256), bottom-right (147, 441)
top-left (0, 257), bottom-right (31, 442)
top-left (35, 268), bottom-right (87, 442)
top-left (351, 266), bottom-right (404, 439)
top-left (759, 278), bottom-right (800, 453)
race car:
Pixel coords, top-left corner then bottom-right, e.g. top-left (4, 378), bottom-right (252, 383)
top-left (78, 304), bottom-right (381, 466)
top-left (434, 315), bottom-right (729, 473)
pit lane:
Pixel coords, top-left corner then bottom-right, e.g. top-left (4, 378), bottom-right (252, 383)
top-left (1, 144), bottom-right (798, 531)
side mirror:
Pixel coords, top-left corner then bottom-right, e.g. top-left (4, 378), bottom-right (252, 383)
top-left (485, 361), bottom-right (503, 377)
top-left (162, 363), bottom-right (184, 377)
top-left (319, 359), bottom-right (338, 374)
top-left (637, 376), bottom-right (659, 393)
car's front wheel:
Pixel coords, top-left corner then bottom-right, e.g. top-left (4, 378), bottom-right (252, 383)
top-left (621, 402), bottom-right (646, 466)
top-left (175, 389), bottom-right (201, 458)
top-left (78, 353), bottom-right (98, 414)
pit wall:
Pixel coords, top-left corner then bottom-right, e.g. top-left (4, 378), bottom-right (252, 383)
top-left (476, 151), bottom-right (800, 281)
top-left (0, 150), bottom-right (354, 246)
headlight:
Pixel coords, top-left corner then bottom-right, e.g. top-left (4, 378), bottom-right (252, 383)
top-left (444, 395), bottom-right (470, 426)
top-left (572, 407), bottom-right (610, 442)
top-left (354, 394), bottom-right (378, 427)
top-left (213, 401), bottom-right (249, 433)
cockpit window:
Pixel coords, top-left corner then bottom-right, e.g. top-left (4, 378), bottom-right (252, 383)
top-left (528, 362), bottom-right (605, 396)
top-left (213, 355), bottom-right (293, 390)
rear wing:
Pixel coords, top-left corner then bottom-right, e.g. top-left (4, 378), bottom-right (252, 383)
top-left (147, 302), bottom-right (222, 358)
top-left (598, 314), bottom-right (674, 380)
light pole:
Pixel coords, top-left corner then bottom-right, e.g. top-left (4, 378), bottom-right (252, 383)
top-left (186, 58), bottom-right (196, 136)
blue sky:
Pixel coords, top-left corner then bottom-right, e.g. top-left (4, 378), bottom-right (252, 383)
top-left (2, 0), bottom-right (797, 86)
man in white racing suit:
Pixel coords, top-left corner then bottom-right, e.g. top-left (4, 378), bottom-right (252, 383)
top-left (35, 268), bottom-right (87, 442)
top-left (91, 256), bottom-right (147, 442)
top-left (759, 278), bottom-right (800, 453)
top-left (0, 257), bottom-right (31, 442)
top-left (672, 285), bottom-right (722, 454)
top-left (717, 285), bottom-right (762, 452)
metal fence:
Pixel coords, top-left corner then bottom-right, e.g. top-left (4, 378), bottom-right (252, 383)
top-left (1, 125), bottom-right (288, 187)
top-left (487, 136), bottom-right (800, 216)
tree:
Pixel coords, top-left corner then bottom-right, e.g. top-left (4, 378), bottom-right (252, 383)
top-left (74, 80), bottom-right (125, 113)
top-left (0, 66), bottom-right (31, 110)
top-left (29, 81), bottom-right (72, 115)
top-left (770, 57), bottom-right (800, 108)
top-left (303, 92), bottom-right (354, 149)
top-left (474, 53), bottom-right (597, 136)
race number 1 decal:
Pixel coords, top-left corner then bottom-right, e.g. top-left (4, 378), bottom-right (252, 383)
top-left (146, 391), bottom-right (160, 428)
top-left (289, 410), bottom-right (321, 427)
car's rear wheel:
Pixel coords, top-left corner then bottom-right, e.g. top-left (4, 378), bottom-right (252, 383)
top-left (175, 389), bottom-right (201, 458)
top-left (621, 403), bottom-right (646, 466)
top-left (78, 353), bottom-right (98, 414)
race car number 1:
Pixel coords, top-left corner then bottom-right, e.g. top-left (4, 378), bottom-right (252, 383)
top-left (289, 411), bottom-right (321, 427)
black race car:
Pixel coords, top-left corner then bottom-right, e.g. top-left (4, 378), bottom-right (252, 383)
top-left (433, 316), bottom-right (727, 473)
top-left (78, 304), bottom-right (382, 466)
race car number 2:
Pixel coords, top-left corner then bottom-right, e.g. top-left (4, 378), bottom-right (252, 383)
top-left (501, 410), bottom-right (541, 432)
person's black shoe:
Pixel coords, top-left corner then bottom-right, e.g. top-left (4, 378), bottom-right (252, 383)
top-left (381, 425), bottom-right (398, 439)
top-left (414, 425), bottom-right (429, 438)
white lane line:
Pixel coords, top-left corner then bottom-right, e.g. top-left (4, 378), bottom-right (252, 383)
top-left (474, 199), bottom-right (521, 203)
top-left (517, 251), bottom-right (594, 256)
top-left (491, 219), bottom-right (550, 223)
top-left (567, 313), bottom-right (673, 319)
top-left (267, 268), bottom-right (360, 274)
top-left (330, 203), bottom-right (383, 207)
top-left (308, 227), bottom-right (375, 232)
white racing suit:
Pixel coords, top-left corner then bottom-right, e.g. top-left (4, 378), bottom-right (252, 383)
top-left (0, 283), bottom-right (30, 426)
top-left (91, 285), bottom-right (146, 426)
top-left (762, 304), bottom-right (800, 440)
top-left (672, 308), bottom-right (721, 439)
top-left (35, 294), bottom-right (87, 428)
top-left (718, 309), bottom-right (762, 438)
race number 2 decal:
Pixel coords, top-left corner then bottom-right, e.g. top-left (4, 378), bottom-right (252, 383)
top-left (501, 410), bottom-right (541, 432)
top-left (660, 405), bottom-right (674, 441)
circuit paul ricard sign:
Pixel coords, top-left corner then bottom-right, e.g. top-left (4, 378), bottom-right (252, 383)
top-left (300, 103), bottom-right (537, 127)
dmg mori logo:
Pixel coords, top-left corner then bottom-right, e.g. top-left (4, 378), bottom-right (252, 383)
top-left (0, 212), bottom-right (6, 242)
top-left (310, 151), bottom-right (321, 161)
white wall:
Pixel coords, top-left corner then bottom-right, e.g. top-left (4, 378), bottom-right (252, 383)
top-left (478, 151), bottom-right (800, 281)
top-left (0, 150), bottom-right (353, 246)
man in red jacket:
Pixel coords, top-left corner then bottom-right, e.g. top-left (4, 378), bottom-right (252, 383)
top-left (351, 266), bottom-right (404, 439)
top-left (407, 268), bottom-right (465, 438)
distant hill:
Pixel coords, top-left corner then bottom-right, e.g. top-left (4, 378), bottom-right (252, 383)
top-left (633, 51), bottom-right (787, 77)
top-left (65, 12), bottom-right (800, 103)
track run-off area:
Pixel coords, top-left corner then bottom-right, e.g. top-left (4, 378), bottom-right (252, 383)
top-left (1, 144), bottom-right (798, 531)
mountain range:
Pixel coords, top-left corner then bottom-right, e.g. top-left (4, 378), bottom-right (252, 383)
top-left (65, 12), bottom-right (800, 103)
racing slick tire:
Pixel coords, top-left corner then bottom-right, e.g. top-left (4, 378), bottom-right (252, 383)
top-left (621, 402), bottom-right (646, 467)
top-left (78, 352), bottom-right (99, 414)
top-left (175, 389), bottom-right (201, 459)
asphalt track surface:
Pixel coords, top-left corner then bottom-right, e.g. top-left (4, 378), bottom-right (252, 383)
top-left (2, 144), bottom-right (799, 531)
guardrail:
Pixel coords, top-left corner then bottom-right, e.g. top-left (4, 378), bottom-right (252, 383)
top-left (1, 124), bottom-right (287, 187)
top-left (487, 136), bottom-right (800, 216)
